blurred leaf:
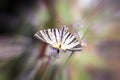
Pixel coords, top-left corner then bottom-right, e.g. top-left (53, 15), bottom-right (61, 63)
top-left (56, 1), bottom-right (73, 23)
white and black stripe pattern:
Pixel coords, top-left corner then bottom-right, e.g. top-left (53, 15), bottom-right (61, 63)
top-left (34, 26), bottom-right (82, 51)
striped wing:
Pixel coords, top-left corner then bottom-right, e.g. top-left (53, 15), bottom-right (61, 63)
top-left (34, 28), bottom-right (61, 46)
top-left (34, 26), bottom-right (82, 51)
top-left (61, 31), bottom-right (82, 51)
top-left (60, 25), bottom-right (68, 40)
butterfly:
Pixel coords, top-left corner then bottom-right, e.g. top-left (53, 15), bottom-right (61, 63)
top-left (34, 26), bottom-right (82, 53)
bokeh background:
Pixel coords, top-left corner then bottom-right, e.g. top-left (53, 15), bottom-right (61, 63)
top-left (0, 0), bottom-right (120, 80)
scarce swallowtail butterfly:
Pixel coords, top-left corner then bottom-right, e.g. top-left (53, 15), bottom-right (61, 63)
top-left (34, 26), bottom-right (82, 53)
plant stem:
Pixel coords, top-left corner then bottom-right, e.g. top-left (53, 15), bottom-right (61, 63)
top-left (64, 51), bottom-right (74, 66)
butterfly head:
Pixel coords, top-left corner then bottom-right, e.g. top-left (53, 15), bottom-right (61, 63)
top-left (52, 42), bottom-right (62, 50)
top-left (52, 42), bottom-right (68, 52)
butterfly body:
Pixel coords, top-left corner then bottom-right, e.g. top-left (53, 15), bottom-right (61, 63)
top-left (34, 26), bottom-right (82, 52)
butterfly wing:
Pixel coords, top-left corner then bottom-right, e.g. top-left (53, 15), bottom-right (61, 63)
top-left (34, 28), bottom-right (61, 46)
top-left (34, 26), bottom-right (82, 51)
top-left (61, 31), bottom-right (82, 51)
top-left (60, 25), bottom-right (68, 40)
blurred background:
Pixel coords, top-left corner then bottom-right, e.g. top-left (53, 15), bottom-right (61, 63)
top-left (0, 0), bottom-right (120, 80)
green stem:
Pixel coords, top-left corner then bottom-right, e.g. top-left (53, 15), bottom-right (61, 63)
top-left (64, 51), bottom-right (74, 66)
